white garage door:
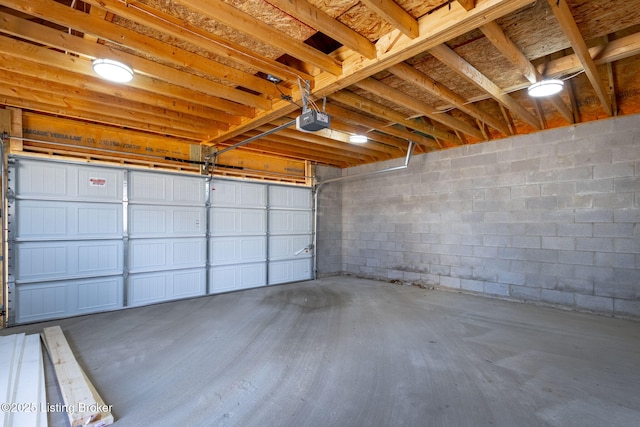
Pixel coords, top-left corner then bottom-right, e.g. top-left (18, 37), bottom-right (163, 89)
top-left (6, 159), bottom-right (314, 325)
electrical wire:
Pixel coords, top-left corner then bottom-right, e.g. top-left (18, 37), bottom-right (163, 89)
top-left (562, 70), bottom-right (585, 81)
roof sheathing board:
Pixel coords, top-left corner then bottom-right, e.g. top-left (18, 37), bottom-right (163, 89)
top-left (141, 0), bottom-right (289, 60)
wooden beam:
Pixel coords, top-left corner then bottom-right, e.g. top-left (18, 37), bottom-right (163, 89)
top-left (452, 31), bottom-right (640, 105)
top-left (480, 21), bottom-right (574, 124)
top-left (0, 83), bottom-right (216, 138)
top-left (81, 0), bottom-right (310, 84)
top-left (265, 0), bottom-right (377, 59)
top-left (0, 52), bottom-right (240, 125)
top-left (22, 112), bottom-right (197, 160)
top-left (547, 0), bottom-right (612, 116)
top-left (324, 103), bottom-right (443, 149)
top-left (0, 68), bottom-right (229, 133)
top-left (8, 106), bottom-right (22, 152)
top-left (329, 90), bottom-right (460, 146)
top-left (361, 0), bottom-right (419, 38)
top-left (0, 91), bottom-right (207, 141)
top-left (0, 11), bottom-right (271, 112)
top-left (243, 138), bottom-right (361, 167)
top-left (0, 35), bottom-right (257, 117)
top-left (208, 0), bottom-right (535, 143)
top-left (389, 62), bottom-right (510, 134)
top-left (257, 125), bottom-right (380, 161)
top-left (0, 0), bottom-right (279, 105)
top-left (233, 132), bottom-right (363, 166)
top-left (42, 326), bottom-right (113, 427)
top-left (429, 43), bottom-right (541, 130)
top-left (499, 104), bottom-right (516, 135)
top-left (456, 0), bottom-right (476, 11)
top-left (532, 99), bottom-right (547, 129)
top-left (604, 36), bottom-right (618, 116)
top-left (174, 0), bottom-right (342, 75)
top-left (355, 77), bottom-right (485, 140)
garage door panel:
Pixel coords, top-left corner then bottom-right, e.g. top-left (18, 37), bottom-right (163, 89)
top-left (269, 210), bottom-right (312, 234)
top-left (269, 259), bottom-right (312, 285)
top-left (77, 169), bottom-right (122, 200)
top-left (129, 171), bottom-right (205, 205)
top-left (129, 205), bottom-right (206, 236)
top-left (209, 263), bottom-right (266, 293)
top-left (16, 159), bottom-right (122, 201)
top-left (16, 277), bottom-right (123, 323)
top-left (129, 238), bottom-right (206, 273)
top-left (209, 236), bottom-right (266, 265)
top-left (269, 235), bottom-right (312, 260)
top-left (16, 240), bottom-right (123, 282)
top-left (269, 186), bottom-right (312, 209)
top-left (128, 269), bottom-right (205, 306)
top-left (17, 200), bottom-right (122, 239)
top-left (210, 208), bottom-right (266, 236)
top-left (211, 180), bottom-right (266, 208)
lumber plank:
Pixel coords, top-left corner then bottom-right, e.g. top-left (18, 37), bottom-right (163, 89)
top-left (41, 326), bottom-right (113, 427)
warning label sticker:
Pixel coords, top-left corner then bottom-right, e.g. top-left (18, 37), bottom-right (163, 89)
top-left (89, 177), bottom-right (107, 187)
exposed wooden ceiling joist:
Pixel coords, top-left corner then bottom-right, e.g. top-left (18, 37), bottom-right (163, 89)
top-left (0, 0), bottom-right (638, 174)
top-left (479, 21), bottom-right (574, 124)
top-left (429, 43), bottom-right (542, 130)
top-left (173, 0), bottom-right (342, 75)
top-left (546, 0), bottom-right (613, 117)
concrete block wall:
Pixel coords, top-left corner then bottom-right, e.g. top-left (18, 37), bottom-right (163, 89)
top-left (317, 114), bottom-right (640, 317)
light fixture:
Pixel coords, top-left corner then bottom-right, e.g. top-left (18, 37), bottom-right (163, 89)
top-left (349, 134), bottom-right (368, 144)
top-left (92, 58), bottom-right (134, 83)
top-left (527, 79), bottom-right (564, 97)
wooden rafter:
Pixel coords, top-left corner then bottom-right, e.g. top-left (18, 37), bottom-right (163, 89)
top-left (361, 0), bottom-right (419, 38)
top-left (208, 0), bottom-right (535, 144)
top-left (480, 21), bottom-right (574, 123)
top-left (324, 103), bottom-right (443, 150)
top-left (0, 68), bottom-right (228, 133)
top-left (0, 91), bottom-right (207, 140)
top-left (0, 0), bottom-right (277, 107)
top-left (547, 0), bottom-right (613, 116)
top-left (542, 32), bottom-right (640, 78)
top-left (265, 0), bottom-right (377, 59)
top-left (81, 0), bottom-right (310, 84)
top-left (389, 62), bottom-right (510, 135)
top-left (429, 44), bottom-right (541, 130)
top-left (0, 53), bottom-right (239, 125)
top-left (355, 78), bottom-right (484, 140)
top-left (0, 0), bottom-right (636, 172)
top-left (456, 0), bottom-right (476, 11)
top-left (0, 37), bottom-right (254, 118)
top-left (329, 90), bottom-right (462, 145)
top-left (173, 0), bottom-right (342, 75)
top-left (0, 12), bottom-right (263, 115)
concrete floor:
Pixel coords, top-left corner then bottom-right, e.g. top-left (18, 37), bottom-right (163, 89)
top-left (3, 276), bottom-right (640, 427)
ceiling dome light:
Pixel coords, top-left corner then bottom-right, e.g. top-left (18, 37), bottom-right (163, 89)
top-left (349, 134), bottom-right (368, 144)
top-left (527, 79), bottom-right (564, 97)
top-left (92, 58), bottom-right (134, 83)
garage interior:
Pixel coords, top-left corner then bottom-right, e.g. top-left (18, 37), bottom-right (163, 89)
top-left (0, 0), bottom-right (639, 426)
